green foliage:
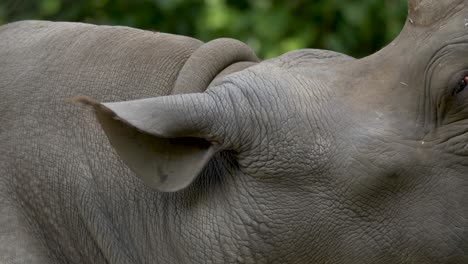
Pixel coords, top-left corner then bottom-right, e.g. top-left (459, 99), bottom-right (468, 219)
top-left (0, 0), bottom-right (407, 58)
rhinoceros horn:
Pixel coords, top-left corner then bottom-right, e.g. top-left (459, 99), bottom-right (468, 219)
top-left (407, 0), bottom-right (465, 26)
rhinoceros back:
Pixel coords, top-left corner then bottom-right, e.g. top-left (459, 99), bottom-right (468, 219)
top-left (0, 20), bottom-right (203, 263)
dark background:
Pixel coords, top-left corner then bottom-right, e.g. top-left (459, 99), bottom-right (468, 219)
top-left (0, 0), bottom-right (408, 59)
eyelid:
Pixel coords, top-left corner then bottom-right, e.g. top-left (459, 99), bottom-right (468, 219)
top-left (449, 70), bottom-right (468, 95)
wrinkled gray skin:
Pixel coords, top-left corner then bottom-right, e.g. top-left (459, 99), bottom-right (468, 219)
top-left (1, 0), bottom-right (468, 263)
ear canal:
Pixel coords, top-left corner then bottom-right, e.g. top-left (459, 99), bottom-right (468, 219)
top-left (172, 38), bottom-right (259, 94)
top-left (76, 94), bottom-right (223, 192)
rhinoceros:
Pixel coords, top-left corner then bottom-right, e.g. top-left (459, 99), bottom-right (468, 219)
top-left (0, 0), bottom-right (467, 263)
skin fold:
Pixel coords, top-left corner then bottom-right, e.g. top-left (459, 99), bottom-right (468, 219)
top-left (0, 0), bottom-right (467, 263)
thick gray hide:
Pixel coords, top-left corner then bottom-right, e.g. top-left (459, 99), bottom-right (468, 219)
top-left (2, 0), bottom-right (468, 262)
top-left (0, 21), bottom-right (257, 263)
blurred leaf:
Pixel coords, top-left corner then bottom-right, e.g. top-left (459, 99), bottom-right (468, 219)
top-left (341, 3), bottom-right (368, 27)
top-left (203, 0), bottom-right (236, 32)
top-left (324, 33), bottom-right (346, 54)
top-left (154, 0), bottom-right (184, 11)
top-left (1, 0), bottom-right (408, 58)
top-left (39, 0), bottom-right (61, 16)
top-left (0, 3), bottom-right (5, 24)
top-left (92, 0), bottom-right (109, 8)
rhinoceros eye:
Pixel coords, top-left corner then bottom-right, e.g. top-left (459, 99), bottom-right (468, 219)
top-left (454, 76), bottom-right (468, 95)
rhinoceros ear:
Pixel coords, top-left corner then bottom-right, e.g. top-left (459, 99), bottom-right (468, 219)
top-left (171, 38), bottom-right (259, 94)
top-left (76, 94), bottom-right (224, 192)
